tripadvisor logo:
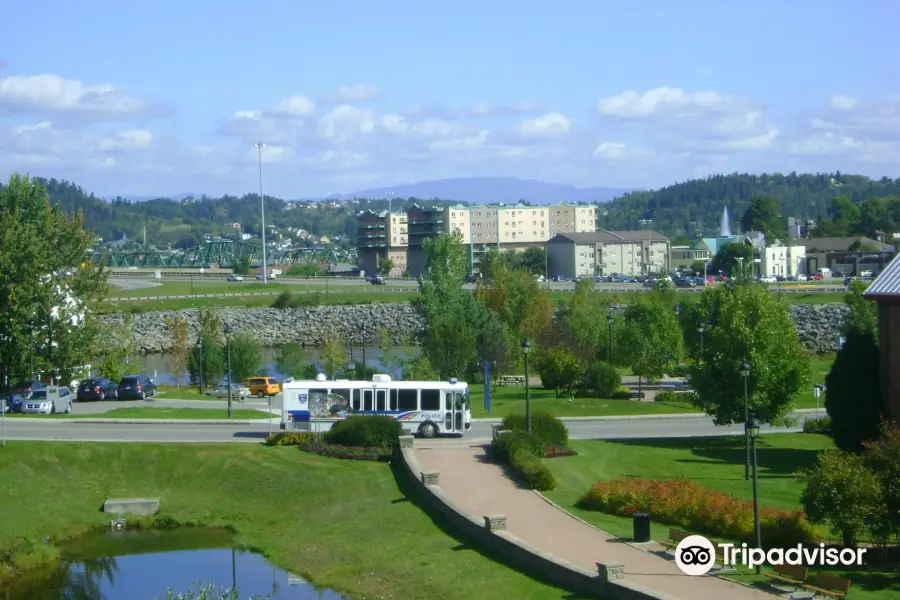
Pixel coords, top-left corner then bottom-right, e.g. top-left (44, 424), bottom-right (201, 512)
top-left (674, 535), bottom-right (866, 576)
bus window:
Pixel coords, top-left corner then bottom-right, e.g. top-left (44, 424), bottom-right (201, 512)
top-left (351, 389), bottom-right (361, 411)
top-left (420, 389), bottom-right (440, 411)
top-left (363, 389), bottom-right (373, 411)
top-left (329, 389), bottom-right (351, 415)
top-left (389, 389), bottom-right (398, 411)
top-left (309, 389), bottom-right (329, 418)
top-left (397, 389), bottom-right (417, 411)
top-left (376, 389), bottom-right (386, 411)
top-left (445, 393), bottom-right (452, 410)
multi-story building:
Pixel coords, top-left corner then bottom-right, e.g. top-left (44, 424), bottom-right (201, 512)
top-left (671, 246), bottom-right (713, 271)
top-left (360, 201), bottom-right (599, 277)
top-left (547, 230), bottom-right (671, 278)
top-left (356, 210), bottom-right (407, 276)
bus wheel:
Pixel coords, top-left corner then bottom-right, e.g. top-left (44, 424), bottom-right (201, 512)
top-left (419, 422), bottom-right (438, 439)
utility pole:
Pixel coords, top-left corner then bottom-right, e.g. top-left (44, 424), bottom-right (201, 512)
top-left (255, 142), bottom-right (267, 284)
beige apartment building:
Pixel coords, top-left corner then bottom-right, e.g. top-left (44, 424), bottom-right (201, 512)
top-left (547, 231), bottom-right (672, 278)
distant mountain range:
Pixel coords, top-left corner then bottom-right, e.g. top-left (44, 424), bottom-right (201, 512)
top-left (327, 177), bottom-right (637, 204)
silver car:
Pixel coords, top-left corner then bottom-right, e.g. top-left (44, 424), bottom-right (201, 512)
top-left (22, 386), bottom-right (75, 414)
top-left (205, 384), bottom-right (250, 399)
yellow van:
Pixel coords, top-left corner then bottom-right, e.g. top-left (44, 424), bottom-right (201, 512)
top-left (243, 376), bottom-right (280, 398)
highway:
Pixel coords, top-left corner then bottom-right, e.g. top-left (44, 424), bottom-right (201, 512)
top-left (0, 412), bottom-right (807, 444)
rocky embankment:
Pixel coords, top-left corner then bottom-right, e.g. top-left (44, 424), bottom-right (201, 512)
top-left (101, 303), bottom-right (849, 355)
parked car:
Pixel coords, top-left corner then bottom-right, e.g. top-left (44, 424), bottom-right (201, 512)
top-left (6, 379), bottom-right (45, 397)
top-left (22, 386), bottom-right (75, 414)
top-left (77, 377), bottom-right (119, 401)
top-left (0, 393), bottom-right (24, 414)
top-left (759, 275), bottom-right (777, 283)
top-left (117, 375), bottom-right (156, 400)
top-left (243, 377), bottom-right (280, 398)
top-left (369, 276), bottom-right (386, 285)
top-left (205, 383), bottom-right (250, 399)
top-left (227, 275), bottom-right (244, 282)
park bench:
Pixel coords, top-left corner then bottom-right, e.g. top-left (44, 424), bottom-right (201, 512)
top-left (659, 528), bottom-right (690, 552)
top-left (763, 564), bottom-right (808, 591)
top-left (711, 545), bottom-right (736, 573)
top-left (497, 375), bottom-right (526, 386)
top-left (802, 572), bottom-right (851, 598)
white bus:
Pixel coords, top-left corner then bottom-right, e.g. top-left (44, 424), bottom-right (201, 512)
top-left (281, 373), bottom-right (471, 438)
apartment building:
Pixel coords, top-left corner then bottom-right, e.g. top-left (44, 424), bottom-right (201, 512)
top-left (356, 210), bottom-right (407, 276)
top-left (547, 231), bottom-right (671, 278)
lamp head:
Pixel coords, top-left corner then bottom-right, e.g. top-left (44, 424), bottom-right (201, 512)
top-left (224, 323), bottom-right (232, 336)
top-left (521, 337), bottom-right (531, 354)
top-left (697, 323), bottom-right (705, 333)
top-left (745, 415), bottom-right (761, 439)
top-left (739, 360), bottom-right (751, 377)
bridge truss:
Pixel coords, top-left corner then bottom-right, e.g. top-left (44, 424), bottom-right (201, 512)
top-left (92, 241), bottom-right (357, 269)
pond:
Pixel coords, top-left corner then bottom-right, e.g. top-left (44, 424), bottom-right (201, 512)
top-left (2, 528), bottom-right (348, 599)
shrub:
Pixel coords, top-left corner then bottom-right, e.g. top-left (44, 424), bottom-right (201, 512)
top-left (324, 415), bottom-right (403, 448)
top-left (579, 477), bottom-right (821, 547)
top-left (272, 290), bottom-right (294, 309)
top-left (671, 363), bottom-right (690, 377)
top-left (611, 389), bottom-right (634, 400)
top-left (501, 411), bottom-right (569, 447)
top-left (298, 441), bottom-right (391, 462)
top-left (581, 362), bottom-right (621, 397)
top-left (655, 390), bottom-right (678, 404)
top-left (490, 430), bottom-right (546, 462)
top-left (509, 446), bottom-right (557, 491)
top-left (803, 416), bottom-right (832, 434)
top-left (264, 431), bottom-right (315, 446)
top-left (545, 445), bottom-right (578, 458)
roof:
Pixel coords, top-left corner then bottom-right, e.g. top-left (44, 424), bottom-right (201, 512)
top-left (803, 236), bottom-right (894, 253)
top-left (864, 253), bottom-right (900, 298)
top-left (549, 230), bottom-right (669, 244)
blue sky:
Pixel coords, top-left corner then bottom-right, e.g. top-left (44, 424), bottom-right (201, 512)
top-left (1, 0), bottom-right (898, 198)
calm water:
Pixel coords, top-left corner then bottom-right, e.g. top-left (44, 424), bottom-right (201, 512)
top-left (133, 346), bottom-right (418, 385)
top-left (2, 529), bottom-right (348, 600)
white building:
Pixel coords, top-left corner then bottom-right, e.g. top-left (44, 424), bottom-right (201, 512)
top-left (761, 243), bottom-right (807, 277)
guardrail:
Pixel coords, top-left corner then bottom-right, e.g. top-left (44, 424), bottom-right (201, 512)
top-left (106, 287), bottom-right (421, 302)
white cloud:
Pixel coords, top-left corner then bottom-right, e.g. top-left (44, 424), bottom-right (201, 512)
top-left (265, 96), bottom-right (316, 118)
top-left (790, 132), bottom-right (898, 162)
top-left (0, 74), bottom-right (163, 119)
top-left (316, 105), bottom-right (377, 142)
top-left (829, 95), bottom-right (857, 110)
top-left (597, 87), bottom-right (730, 119)
top-left (516, 112), bottom-right (573, 139)
top-left (593, 142), bottom-right (628, 160)
top-left (99, 129), bottom-right (153, 152)
top-left (326, 84), bottom-right (381, 103)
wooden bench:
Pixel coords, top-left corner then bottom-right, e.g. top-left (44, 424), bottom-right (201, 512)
top-left (712, 545), bottom-right (737, 573)
top-left (659, 528), bottom-right (690, 552)
top-left (763, 564), bottom-right (808, 590)
top-left (496, 375), bottom-right (526, 386)
top-left (802, 572), bottom-right (851, 598)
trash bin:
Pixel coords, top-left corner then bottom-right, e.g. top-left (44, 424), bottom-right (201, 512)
top-left (633, 512), bottom-right (651, 542)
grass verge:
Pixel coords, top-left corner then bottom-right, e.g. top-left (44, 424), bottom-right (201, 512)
top-left (543, 433), bottom-right (899, 599)
top-left (0, 442), bottom-right (570, 600)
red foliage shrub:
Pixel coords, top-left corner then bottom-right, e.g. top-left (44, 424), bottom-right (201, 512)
top-left (298, 441), bottom-right (391, 462)
top-left (545, 445), bottom-right (578, 458)
top-left (579, 477), bottom-right (821, 547)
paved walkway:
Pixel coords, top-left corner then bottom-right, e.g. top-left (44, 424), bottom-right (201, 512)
top-left (414, 444), bottom-right (777, 600)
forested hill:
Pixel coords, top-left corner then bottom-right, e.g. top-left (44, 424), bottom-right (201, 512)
top-left (598, 172), bottom-right (900, 239)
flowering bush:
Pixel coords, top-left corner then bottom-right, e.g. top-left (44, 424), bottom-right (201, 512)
top-left (298, 441), bottom-right (391, 462)
top-left (579, 477), bottom-right (820, 547)
top-left (545, 445), bottom-right (578, 458)
top-left (264, 432), bottom-right (315, 446)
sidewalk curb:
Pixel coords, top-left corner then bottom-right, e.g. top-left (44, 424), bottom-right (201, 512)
top-left (7, 418), bottom-right (275, 425)
top-left (473, 408), bottom-right (820, 424)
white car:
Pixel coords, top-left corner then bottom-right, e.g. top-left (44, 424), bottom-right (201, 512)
top-left (760, 275), bottom-right (777, 283)
top-left (227, 275), bottom-right (244, 282)
top-left (21, 386), bottom-right (75, 414)
top-left (205, 384), bottom-right (250, 399)
top-left (796, 274), bottom-right (808, 282)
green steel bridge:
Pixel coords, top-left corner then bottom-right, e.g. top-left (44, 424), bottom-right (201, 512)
top-left (91, 240), bottom-right (357, 269)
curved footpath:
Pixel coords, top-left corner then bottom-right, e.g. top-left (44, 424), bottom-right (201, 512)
top-left (413, 442), bottom-right (776, 600)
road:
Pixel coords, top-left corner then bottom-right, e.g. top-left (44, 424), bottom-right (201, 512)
top-left (0, 412), bottom-right (806, 444)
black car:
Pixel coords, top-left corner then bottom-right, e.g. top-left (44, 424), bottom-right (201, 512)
top-left (117, 375), bottom-right (156, 400)
top-left (6, 379), bottom-right (45, 396)
top-left (77, 377), bottom-right (119, 401)
top-left (0, 393), bottom-right (24, 414)
top-left (369, 276), bottom-right (386, 285)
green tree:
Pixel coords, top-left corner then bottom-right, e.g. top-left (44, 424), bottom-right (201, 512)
top-left (689, 284), bottom-right (811, 425)
top-left (533, 345), bottom-right (582, 396)
top-left (518, 246), bottom-right (547, 277)
top-left (228, 331), bottom-right (262, 382)
top-left (561, 279), bottom-right (614, 360)
top-left (477, 268), bottom-right (553, 339)
top-left (817, 196), bottom-right (861, 237)
top-left (740, 195), bottom-right (784, 241)
top-left (708, 241), bottom-right (754, 278)
top-left (799, 448), bottom-right (884, 547)
top-left (842, 280), bottom-right (878, 336)
top-left (825, 329), bottom-right (884, 452)
top-left (275, 342), bottom-right (308, 378)
top-left (620, 295), bottom-right (683, 395)
top-left (580, 361), bottom-right (621, 397)
top-left (0, 173), bottom-right (107, 386)
top-left (286, 264), bottom-right (319, 277)
top-left (95, 315), bottom-right (138, 382)
top-left (863, 423), bottom-right (900, 546)
top-left (232, 255), bottom-right (251, 276)
top-left (401, 354), bottom-right (439, 381)
top-left (165, 314), bottom-right (190, 387)
top-left (196, 307), bottom-right (224, 346)
top-left (320, 336), bottom-right (345, 380)
top-left (188, 333), bottom-right (225, 389)
top-left (376, 257), bottom-right (394, 277)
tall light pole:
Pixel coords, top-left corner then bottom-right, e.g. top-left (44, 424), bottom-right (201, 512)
top-left (384, 191), bottom-right (393, 214)
top-left (361, 324), bottom-right (367, 382)
top-left (225, 323), bottom-right (233, 419)
top-left (521, 337), bottom-right (532, 434)
top-left (736, 256), bottom-right (745, 279)
top-left (197, 338), bottom-right (204, 394)
top-left (254, 142), bottom-right (268, 284)
top-left (606, 311), bottom-right (615, 362)
top-left (745, 415), bottom-right (762, 573)
top-left (740, 360), bottom-right (752, 480)
top-left (697, 323), bottom-right (705, 357)
top-left (28, 320), bottom-right (34, 380)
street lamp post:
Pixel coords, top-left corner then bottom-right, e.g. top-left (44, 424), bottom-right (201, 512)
top-left (736, 256), bottom-right (745, 279)
top-left (361, 325), bottom-right (367, 382)
top-left (224, 323), bottom-right (233, 420)
top-left (745, 415), bottom-right (763, 574)
top-left (814, 383), bottom-right (825, 421)
top-left (521, 337), bottom-right (532, 434)
top-left (254, 142), bottom-right (268, 284)
top-left (606, 311), bottom-right (615, 362)
top-left (197, 338), bottom-right (204, 394)
top-left (28, 320), bottom-right (34, 380)
top-left (697, 323), bottom-right (705, 356)
top-left (740, 360), bottom-right (752, 480)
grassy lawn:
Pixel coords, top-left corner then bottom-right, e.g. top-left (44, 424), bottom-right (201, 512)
top-left (154, 384), bottom-right (220, 401)
top-left (792, 353), bottom-right (834, 409)
top-left (468, 383), bottom-right (695, 418)
top-left (544, 434), bottom-right (899, 599)
top-left (0, 443), bottom-right (570, 600)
